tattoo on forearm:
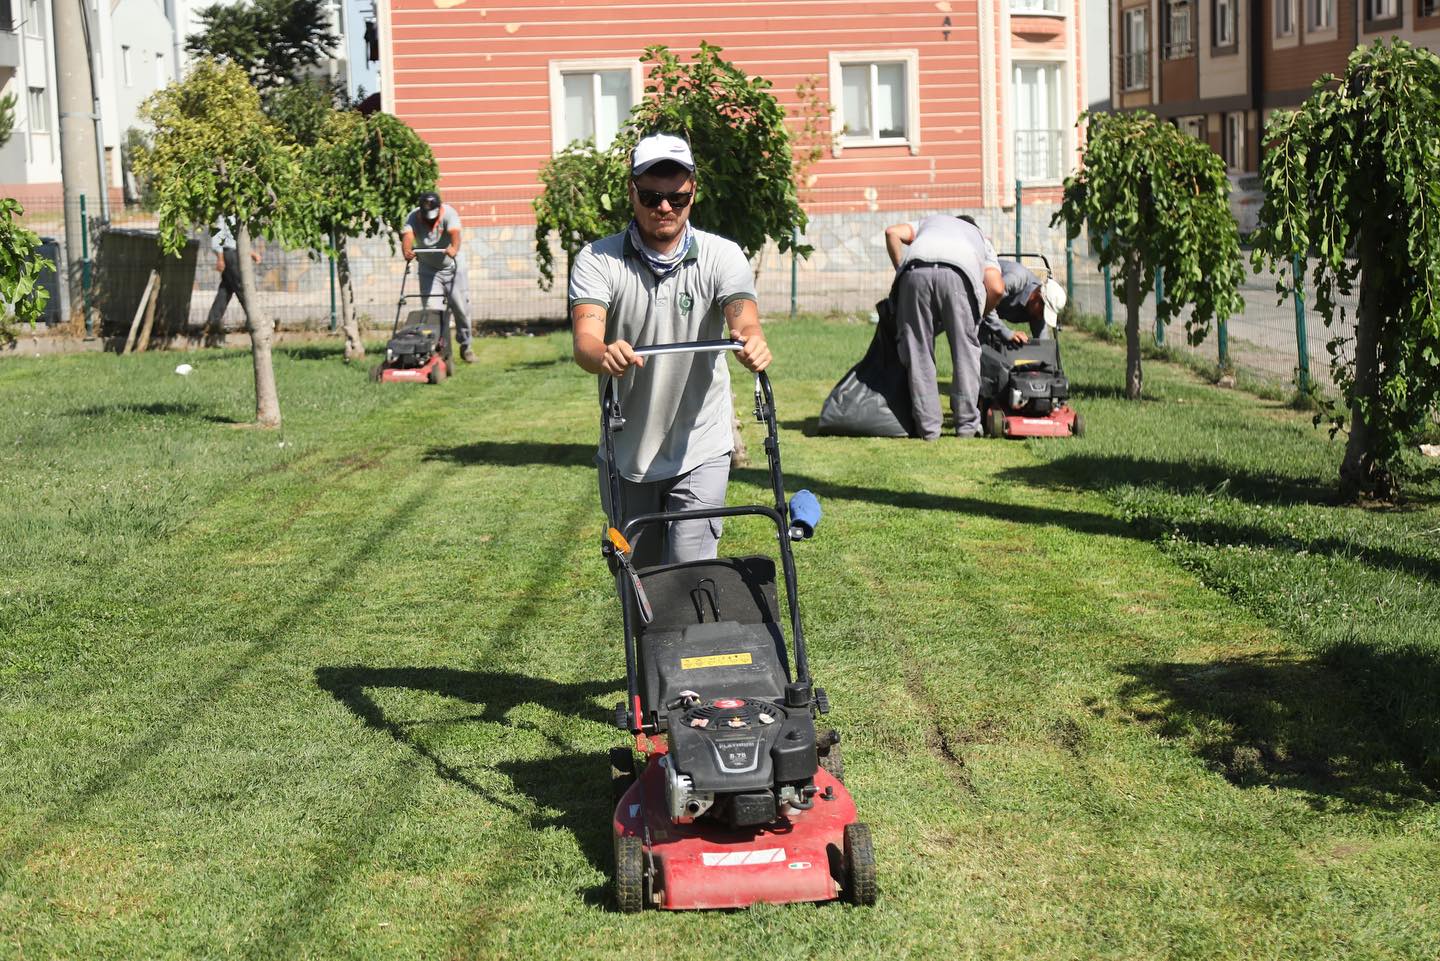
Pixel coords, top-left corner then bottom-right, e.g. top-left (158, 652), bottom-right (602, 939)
top-left (723, 300), bottom-right (748, 323)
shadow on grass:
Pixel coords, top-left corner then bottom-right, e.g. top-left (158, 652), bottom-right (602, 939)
top-left (778, 417), bottom-right (821, 436)
top-left (422, 440), bottom-right (594, 468)
top-left (1001, 452), bottom-right (1336, 507)
top-left (1108, 642), bottom-right (1440, 810)
top-left (315, 666), bottom-right (620, 879)
top-left (67, 401), bottom-right (240, 424)
top-left (277, 344), bottom-right (345, 362)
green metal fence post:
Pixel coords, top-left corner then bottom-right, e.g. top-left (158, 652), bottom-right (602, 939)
top-left (1013, 179), bottom-right (1022, 259)
top-left (1154, 271), bottom-right (1165, 346)
top-left (1292, 253), bottom-right (1310, 393)
top-left (1064, 234), bottom-right (1074, 302)
top-left (79, 193), bottom-right (93, 338)
top-left (790, 226), bottom-right (798, 319)
top-left (1218, 316), bottom-right (1230, 368)
top-left (328, 253), bottom-right (338, 331)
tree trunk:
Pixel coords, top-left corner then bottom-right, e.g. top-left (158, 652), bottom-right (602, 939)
top-left (235, 223), bottom-right (282, 429)
top-left (336, 235), bottom-right (363, 361)
top-left (1340, 223), bottom-right (1392, 500)
top-left (1124, 254), bottom-right (1143, 401)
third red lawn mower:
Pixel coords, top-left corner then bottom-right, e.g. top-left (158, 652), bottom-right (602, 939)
top-left (978, 252), bottom-right (1085, 439)
top-left (600, 340), bottom-right (875, 912)
top-left (370, 249), bottom-right (455, 385)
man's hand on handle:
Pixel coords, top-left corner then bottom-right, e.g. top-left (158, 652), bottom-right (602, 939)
top-left (600, 339), bottom-right (645, 378)
top-left (734, 332), bottom-right (771, 373)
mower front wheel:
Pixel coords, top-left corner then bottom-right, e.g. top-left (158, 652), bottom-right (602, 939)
top-left (1072, 412), bottom-right (1086, 438)
top-left (985, 407), bottom-right (1007, 439)
top-left (843, 822), bottom-right (877, 906)
top-left (614, 834), bottom-right (646, 913)
top-left (368, 363), bottom-right (384, 383)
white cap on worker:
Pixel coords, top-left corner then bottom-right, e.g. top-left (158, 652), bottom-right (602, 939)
top-left (1041, 278), bottom-right (1068, 328)
top-left (631, 134), bottom-right (695, 176)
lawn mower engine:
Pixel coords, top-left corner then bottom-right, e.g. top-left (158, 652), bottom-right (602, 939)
top-left (663, 691), bottom-right (818, 829)
top-left (384, 310), bottom-right (445, 369)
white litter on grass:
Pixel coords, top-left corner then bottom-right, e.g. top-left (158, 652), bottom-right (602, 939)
top-left (1421, 444), bottom-right (1440, 457)
top-left (277, 441), bottom-right (289, 448)
top-left (174, 364), bottom-right (194, 376)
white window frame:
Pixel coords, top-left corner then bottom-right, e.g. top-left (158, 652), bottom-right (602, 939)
top-left (547, 58), bottom-right (642, 154)
top-left (23, 0), bottom-right (41, 37)
top-left (1276, 0), bottom-right (1296, 35)
top-left (1121, 7), bottom-right (1151, 91)
top-left (1164, 0), bottom-right (1194, 58)
top-left (1215, 0), bottom-right (1236, 45)
top-left (829, 49), bottom-right (921, 156)
top-left (1367, 0), bottom-right (1398, 17)
top-left (27, 86), bottom-right (47, 133)
top-left (1011, 59), bottom-right (1069, 184)
top-left (1010, 0), bottom-right (1064, 14)
top-left (1309, 0), bottom-right (1334, 27)
top-left (1224, 113), bottom-right (1245, 171)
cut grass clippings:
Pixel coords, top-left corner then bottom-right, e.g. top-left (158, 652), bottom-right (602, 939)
top-left (1, 320), bottom-right (1437, 960)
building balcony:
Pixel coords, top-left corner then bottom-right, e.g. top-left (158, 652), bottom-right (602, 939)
top-left (1119, 51), bottom-right (1151, 92)
top-left (1015, 128), bottom-right (1066, 182)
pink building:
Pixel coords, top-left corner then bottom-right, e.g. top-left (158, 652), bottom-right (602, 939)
top-left (377, 0), bottom-right (1088, 221)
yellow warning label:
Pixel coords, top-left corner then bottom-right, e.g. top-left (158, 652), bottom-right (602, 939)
top-left (680, 652), bottom-right (753, 670)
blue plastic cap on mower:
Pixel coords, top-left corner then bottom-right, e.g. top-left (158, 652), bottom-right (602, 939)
top-left (788, 489), bottom-right (821, 540)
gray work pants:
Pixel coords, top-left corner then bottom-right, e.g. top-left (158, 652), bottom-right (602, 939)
top-left (418, 261), bottom-right (473, 347)
top-left (894, 265), bottom-right (982, 438)
top-left (598, 453), bottom-right (730, 569)
top-left (204, 249), bottom-right (243, 342)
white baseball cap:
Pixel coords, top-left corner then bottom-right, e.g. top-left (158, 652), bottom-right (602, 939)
top-left (1041, 278), bottom-right (1068, 328)
top-left (631, 133), bottom-right (695, 176)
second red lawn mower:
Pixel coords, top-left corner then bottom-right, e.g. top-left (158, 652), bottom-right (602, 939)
top-left (978, 252), bottom-right (1085, 439)
top-left (370, 249), bottom-right (455, 385)
top-left (600, 340), bottom-right (875, 912)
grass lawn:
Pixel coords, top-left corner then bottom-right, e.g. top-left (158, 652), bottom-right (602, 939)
top-left (2, 318), bottom-right (1437, 960)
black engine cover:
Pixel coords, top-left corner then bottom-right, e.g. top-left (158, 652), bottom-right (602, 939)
top-left (666, 698), bottom-right (817, 794)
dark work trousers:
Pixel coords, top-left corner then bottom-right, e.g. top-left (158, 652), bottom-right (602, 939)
top-left (204, 249), bottom-right (244, 342)
top-left (893, 264), bottom-right (983, 438)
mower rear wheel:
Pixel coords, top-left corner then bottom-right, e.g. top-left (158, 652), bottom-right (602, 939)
top-left (843, 822), bottom-right (877, 906)
top-left (368, 363), bottom-right (384, 383)
top-left (1072, 412), bottom-right (1086, 437)
top-left (818, 741), bottom-right (845, 784)
top-left (609, 746), bottom-right (636, 803)
top-left (986, 407), bottom-right (1007, 439)
top-left (614, 835), bottom-right (646, 913)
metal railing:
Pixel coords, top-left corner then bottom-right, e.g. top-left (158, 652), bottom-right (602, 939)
top-left (1014, 129), bottom-right (1065, 182)
top-left (1163, 5), bottom-right (1194, 58)
top-left (1120, 50), bottom-right (1151, 91)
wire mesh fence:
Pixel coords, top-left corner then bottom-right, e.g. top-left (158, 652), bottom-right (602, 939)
top-left (12, 187), bottom-right (1357, 396)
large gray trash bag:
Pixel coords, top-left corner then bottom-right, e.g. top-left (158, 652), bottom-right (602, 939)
top-left (817, 295), bottom-right (918, 438)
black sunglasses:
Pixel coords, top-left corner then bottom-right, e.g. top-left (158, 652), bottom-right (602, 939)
top-left (634, 188), bottom-right (694, 210)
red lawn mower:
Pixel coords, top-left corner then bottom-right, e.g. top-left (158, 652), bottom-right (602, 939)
top-left (370, 250), bottom-right (454, 385)
top-left (979, 252), bottom-right (1085, 439)
top-left (600, 340), bottom-right (875, 912)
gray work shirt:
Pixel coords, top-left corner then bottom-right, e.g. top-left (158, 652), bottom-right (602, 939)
top-left (403, 205), bottom-right (464, 270)
top-left (901, 215), bottom-right (999, 313)
top-left (569, 228), bottom-right (757, 483)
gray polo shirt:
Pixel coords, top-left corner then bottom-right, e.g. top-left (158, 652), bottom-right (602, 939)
top-left (995, 259), bottom-right (1041, 325)
top-left (569, 228), bottom-right (757, 483)
top-left (403, 204), bottom-right (464, 268)
top-left (901, 215), bottom-right (1000, 314)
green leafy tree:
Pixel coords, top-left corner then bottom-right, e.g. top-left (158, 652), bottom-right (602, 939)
top-left (0, 104), bottom-right (51, 343)
top-left (0, 199), bottom-right (52, 346)
top-left (1054, 110), bottom-right (1245, 399)
top-left (1251, 41), bottom-right (1440, 500)
top-left (134, 59), bottom-right (301, 428)
top-left (265, 77), bottom-right (347, 147)
top-left (534, 42), bottom-right (811, 290)
top-left (295, 109), bottom-right (438, 359)
top-left (186, 0), bottom-right (336, 93)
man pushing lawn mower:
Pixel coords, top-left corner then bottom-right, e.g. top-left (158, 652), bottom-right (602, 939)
top-left (401, 192), bottom-right (477, 365)
top-left (570, 134), bottom-right (875, 911)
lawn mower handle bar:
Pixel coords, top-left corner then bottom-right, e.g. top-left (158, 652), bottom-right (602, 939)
top-left (631, 339), bottom-right (743, 358)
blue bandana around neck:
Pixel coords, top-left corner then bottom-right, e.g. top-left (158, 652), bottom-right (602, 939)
top-left (628, 220), bottom-right (694, 278)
